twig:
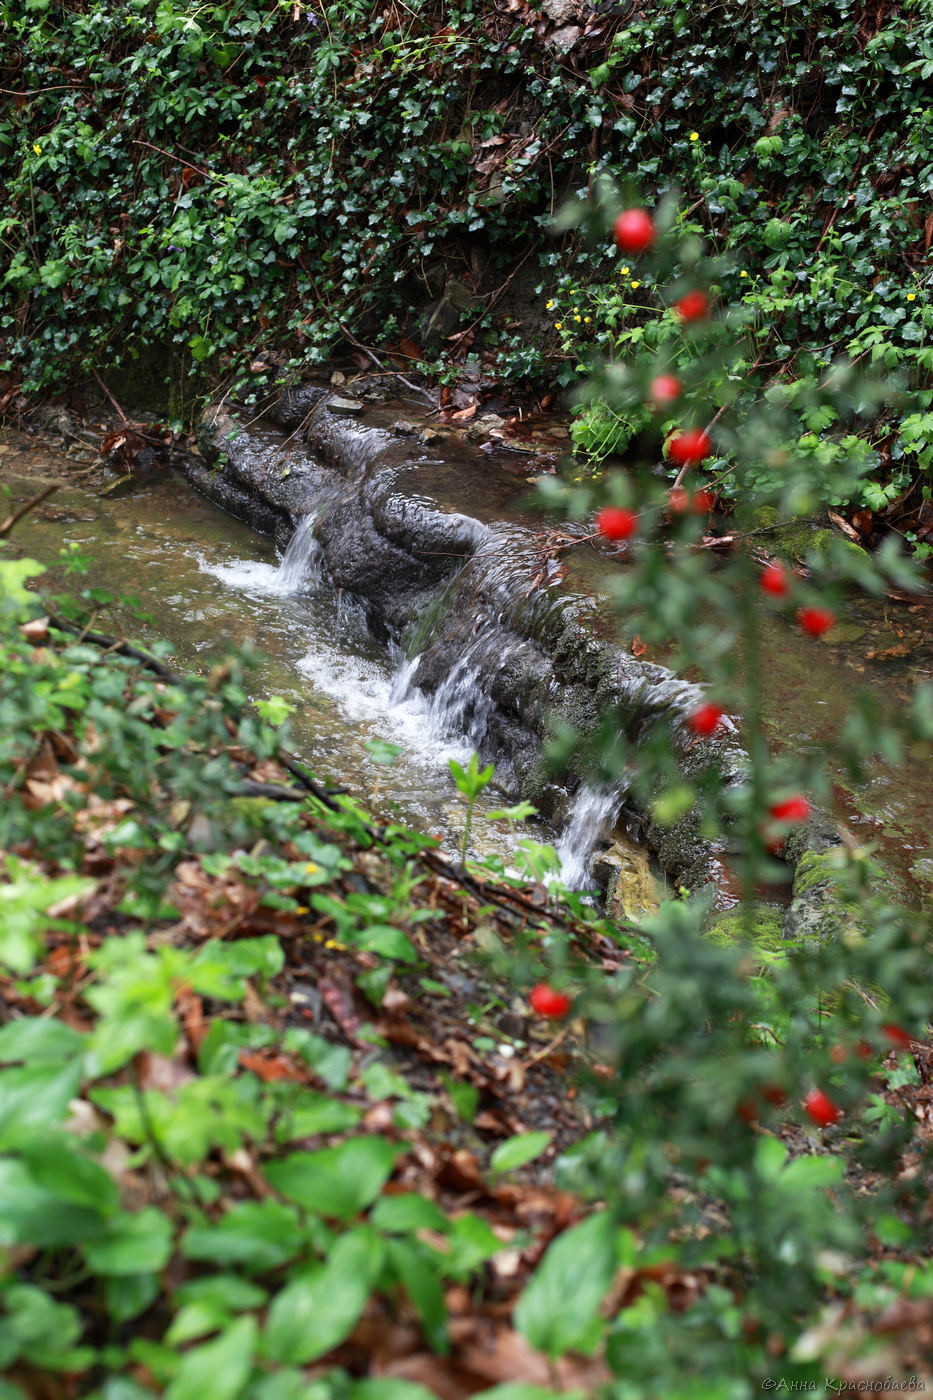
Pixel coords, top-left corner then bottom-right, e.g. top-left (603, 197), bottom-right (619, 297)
top-left (335, 322), bottom-right (435, 405)
top-left (131, 139), bottom-right (218, 182)
top-left (0, 482), bottom-right (61, 537)
top-left (91, 368), bottom-right (129, 424)
top-left (47, 614), bottom-right (180, 681)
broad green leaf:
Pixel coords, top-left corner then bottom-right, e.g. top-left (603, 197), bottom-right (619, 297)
top-left (386, 1238), bottom-right (448, 1354)
top-left (182, 1201), bottom-right (304, 1272)
top-left (0, 1158), bottom-right (104, 1248)
top-left (82, 1207), bottom-right (173, 1276)
top-left (265, 1138), bottom-right (401, 1219)
top-left (354, 924), bottom-right (418, 963)
top-left (166, 1314), bottom-right (257, 1400)
top-left (490, 1132), bottom-right (552, 1177)
top-left (514, 1210), bottom-right (616, 1358)
top-left (264, 1228), bottom-right (383, 1363)
top-left (369, 1193), bottom-right (449, 1234)
top-left (0, 1059), bottom-right (83, 1149)
top-left (0, 1018), bottom-right (84, 1064)
top-left (347, 1382), bottom-right (437, 1400)
top-left (22, 1140), bottom-right (119, 1213)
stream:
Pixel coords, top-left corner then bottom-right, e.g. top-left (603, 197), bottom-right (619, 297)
top-left (1, 435), bottom-right (609, 879)
top-left (3, 417), bottom-right (932, 902)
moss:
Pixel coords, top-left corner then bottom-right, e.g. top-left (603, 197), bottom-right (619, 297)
top-left (792, 848), bottom-right (844, 899)
top-left (704, 903), bottom-right (786, 951)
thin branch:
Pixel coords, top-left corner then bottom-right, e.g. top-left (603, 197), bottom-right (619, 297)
top-left (0, 482), bottom-right (61, 537)
top-left (91, 368), bottom-right (129, 424)
top-left (131, 139), bottom-right (218, 181)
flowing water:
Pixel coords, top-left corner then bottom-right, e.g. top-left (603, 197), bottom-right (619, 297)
top-left (4, 423), bottom-right (932, 896)
top-left (1, 438), bottom-right (615, 880)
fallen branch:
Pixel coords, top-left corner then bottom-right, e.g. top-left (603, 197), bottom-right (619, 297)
top-left (0, 482), bottom-right (61, 537)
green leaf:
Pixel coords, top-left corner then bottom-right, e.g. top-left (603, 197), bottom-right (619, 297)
top-left (514, 1211), bottom-right (616, 1358)
top-left (82, 1207), bottom-right (173, 1276)
top-left (22, 1140), bottom-right (119, 1213)
top-left (354, 924), bottom-right (418, 963)
top-left (386, 1238), bottom-right (448, 1354)
top-left (490, 1132), bottom-right (552, 1178)
top-left (265, 1138), bottom-right (401, 1219)
top-left (264, 1228), bottom-right (383, 1363)
top-left (0, 1017), bottom-right (84, 1064)
top-left (182, 1201), bottom-right (304, 1272)
top-left (0, 1158), bottom-right (104, 1248)
top-left (166, 1314), bottom-right (257, 1400)
top-left (0, 1060), bottom-right (83, 1150)
top-left (369, 1193), bottom-right (449, 1234)
top-left (347, 1382), bottom-right (437, 1400)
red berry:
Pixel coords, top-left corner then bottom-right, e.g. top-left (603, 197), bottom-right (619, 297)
top-left (674, 290), bottom-right (709, 322)
top-left (669, 428), bottom-right (712, 466)
top-left (687, 703), bottom-right (724, 737)
top-left (613, 208), bottom-right (655, 255)
top-left (856, 1041), bottom-right (874, 1061)
top-left (691, 489), bottom-right (715, 513)
top-left (649, 373), bottom-right (682, 405)
top-left (803, 1088), bottom-right (841, 1128)
top-left (761, 1083), bottom-right (787, 1107)
top-left (769, 795), bottom-right (811, 823)
top-left (797, 606), bottom-right (835, 637)
top-left (668, 487), bottom-right (690, 513)
top-left (530, 984), bottom-right (572, 1019)
top-left (882, 1023), bottom-right (913, 1051)
top-left (736, 1098), bottom-right (758, 1124)
top-left (596, 506), bottom-right (637, 541)
top-left (760, 562), bottom-right (789, 597)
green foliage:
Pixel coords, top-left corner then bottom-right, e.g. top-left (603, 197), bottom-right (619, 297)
top-left (516, 196), bottom-right (933, 1390)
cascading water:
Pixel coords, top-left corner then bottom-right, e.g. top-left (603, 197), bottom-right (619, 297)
top-left (274, 515), bottom-right (322, 593)
top-left (555, 783), bottom-right (625, 890)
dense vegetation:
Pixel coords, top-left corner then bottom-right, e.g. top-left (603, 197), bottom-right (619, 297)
top-left (2, 2), bottom-right (933, 1394)
top-left (2, 0), bottom-right (931, 532)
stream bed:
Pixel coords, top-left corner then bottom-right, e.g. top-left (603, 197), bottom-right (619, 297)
top-left (3, 416), bottom-right (932, 902)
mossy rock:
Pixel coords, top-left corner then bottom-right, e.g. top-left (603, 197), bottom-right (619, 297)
top-left (751, 508), bottom-right (864, 564)
top-left (704, 902), bottom-right (787, 952)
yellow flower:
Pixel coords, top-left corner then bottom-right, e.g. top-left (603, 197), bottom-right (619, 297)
top-left (554, 321), bottom-right (563, 330)
top-left (630, 280), bottom-right (641, 290)
top-left (574, 315), bottom-right (582, 323)
top-left (32, 143), bottom-right (42, 155)
top-left (305, 861), bottom-right (319, 874)
top-left (620, 265), bottom-right (630, 275)
top-left (907, 293), bottom-right (916, 302)
top-left (689, 131), bottom-right (700, 142)
top-left (546, 299), bottom-right (555, 309)
top-left (573, 305), bottom-right (579, 312)
top-left (584, 316), bottom-right (591, 323)
top-left (739, 270), bottom-right (748, 278)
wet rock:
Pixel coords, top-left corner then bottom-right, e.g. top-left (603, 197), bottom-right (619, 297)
top-left (181, 394), bottom-right (874, 911)
top-left (543, 0), bottom-right (579, 18)
top-left (549, 23), bottom-right (582, 50)
top-left (593, 841), bottom-right (664, 922)
top-left (327, 396), bottom-right (364, 415)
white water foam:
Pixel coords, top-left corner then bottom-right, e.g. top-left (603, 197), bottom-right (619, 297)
top-left (556, 783), bottom-right (623, 890)
top-left (198, 515), bottom-right (321, 596)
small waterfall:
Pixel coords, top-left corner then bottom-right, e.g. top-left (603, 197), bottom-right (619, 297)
top-left (389, 651), bottom-right (421, 707)
top-left (275, 515), bottom-right (321, 593)
top-left (556, 783), bottom-right (623, 890)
